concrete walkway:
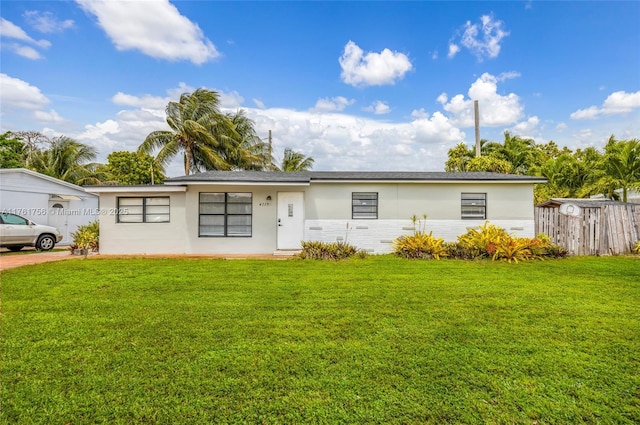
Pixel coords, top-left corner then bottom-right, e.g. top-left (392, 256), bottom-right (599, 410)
top-left (0, 250), bottom-right (78, 271)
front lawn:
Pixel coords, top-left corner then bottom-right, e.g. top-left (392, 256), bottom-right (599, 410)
top-left (1, 256), bottom-right (639, 424)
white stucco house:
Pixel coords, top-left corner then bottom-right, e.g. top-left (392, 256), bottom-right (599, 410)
top-left (0, 168), bottom-right (99, 244)
top-left (87, 171), bottom-right (546, 255)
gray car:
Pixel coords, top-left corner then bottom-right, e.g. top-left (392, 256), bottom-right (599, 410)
top-left (0, 212), bottom-right (63, 251)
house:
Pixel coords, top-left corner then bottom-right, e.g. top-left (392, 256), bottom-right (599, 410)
top-left (536, 198), bottom-right (640, 255)
top-left (87, 171), bottom-right (545, 255)
top-left (0, 168), bottom-right (99, 244)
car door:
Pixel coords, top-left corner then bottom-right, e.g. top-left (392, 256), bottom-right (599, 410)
top-left (0, 213), bottom-right (36, 245)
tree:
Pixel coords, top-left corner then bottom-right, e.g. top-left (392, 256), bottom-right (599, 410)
top-left (224, 109), bottom-right (272, 170)
top-left (30, 136), bottom-right (103, 185)
top-left (465, 156), bottom-right (513, 173)
top-left (279, 148), bottom-right (314, 172)
top-left (12, 131), bottom-right (50, 168)
top-left (103, 151), bottom-right (166, 185)
top-left (581, 137), bottom-right (640, 202)
top-left (0, 132), bottom-right (26, 168)
top-left (139, 88), bottom-right (245, 175)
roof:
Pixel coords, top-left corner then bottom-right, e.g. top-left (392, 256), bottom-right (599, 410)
top-left (537, 198), bottom-right (634, 208)
top-left (0, 168), bottom-right (98, 197)
top-left (165, 171), bottom-right (547, 185)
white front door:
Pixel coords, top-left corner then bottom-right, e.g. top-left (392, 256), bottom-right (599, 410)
top-left (277, 192), bottom-right (304, 250)
top-left (48, 201), bottom-right (69, 243)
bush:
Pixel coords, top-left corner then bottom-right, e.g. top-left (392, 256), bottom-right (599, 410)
top-left (70, 221), bottom-right (99, 256)
top-left (457, 222), bottom-right (510, 259)
top-left (632, 240), bottom-right (640, 255)
top-left (299, 240), bottom-right (361, 260)
top-left (394, 231), bottom-right (448, 259)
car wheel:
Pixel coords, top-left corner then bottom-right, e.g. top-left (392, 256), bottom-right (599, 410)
top-left (36, 235), bottom-right (56, 251)
top-left (7, 246), bottom-right (24, 252)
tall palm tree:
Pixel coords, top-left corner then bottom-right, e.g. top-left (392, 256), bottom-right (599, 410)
top-left (279, 148), bottom-right (314, 172)
top-left (29, 136), bottom-right (103, 185)
top-left (224, 110), bottom-right (272, 170)
top-left (139, 89), bottom-right (238, 175)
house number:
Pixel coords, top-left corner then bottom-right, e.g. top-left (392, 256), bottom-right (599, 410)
top-left (259, 202), bottom-right (270, 206)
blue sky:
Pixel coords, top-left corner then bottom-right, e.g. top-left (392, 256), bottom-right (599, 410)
top-left (1, 1), bottom-right (639, 176)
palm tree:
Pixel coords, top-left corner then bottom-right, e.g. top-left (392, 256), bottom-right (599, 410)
top-left (29, 136), bottom-right (103, 185)
top-left (582, 137), bottom-right (640, 202)
top-left (279, 148), bottom-right (314, 172)
top-left (224, 110), bottom-right (272, 170)
top-left (139, 88), bottom-right (238, 175)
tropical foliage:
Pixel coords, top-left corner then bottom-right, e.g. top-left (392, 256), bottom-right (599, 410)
top-left (139, 89), bottom-right (272, 175)
top-left (446, 132), bottom-right (640, 204)
top-left (28, 136), bottom-right (104, 185)
top-left (298, 240), bottom-right (364, 260)
top-left (102, 151), bottom-right (166, 185)
top-left (279, 147), bottom-right (315, 172)
top-left (393, 231), bottom-right (448, 259)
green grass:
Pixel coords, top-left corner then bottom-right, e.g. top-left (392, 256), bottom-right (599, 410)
top-left (1, 256), bottom-right (639, 424)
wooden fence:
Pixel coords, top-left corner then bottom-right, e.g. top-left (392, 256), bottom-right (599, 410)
top-left (535, 204), bottom-right (640, 255)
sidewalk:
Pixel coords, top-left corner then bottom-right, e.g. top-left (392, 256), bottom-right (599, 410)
top-left (0, 250), bottom-right (77, 271)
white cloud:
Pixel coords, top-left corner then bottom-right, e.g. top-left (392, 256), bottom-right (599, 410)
top-left (447, 43), bottom-right (460, 59)
top-left (11, 44), bottom-right (44, 60)
top-left (34, 109), bottom-right (65, 123)
top-left (570, 90), bottom-right (640, 120)
top-left (438, 72), bottom-right (524, 127)
top-left (365, 100), bottom-right (391, 115)
top-left (451, 14), bottom-right (509, 61)
top-left (602, 90), bottom-right (640, 113)
top-left (23, 11), bottom-right (74, 33)
top-left (570, 106), bottom-right (600, 120)
top-left (0, 18), bottom-right (51, 59)
top-left (0, 18), bottom-right (51, 47)
top-left (339, 40), bottom-right (413, 87)
top-left (0, 73), bottom-right (50, 110)
top-left (253, 98), bottom-right (266, 109)
top-left (510, 116), bottom-right (540, 137)
top-left (312, 96), bottom-right (355, 112)
top-left (75, 0), bottom-right (220, 64)
top-left (112, 92), bottom-right (169, 109)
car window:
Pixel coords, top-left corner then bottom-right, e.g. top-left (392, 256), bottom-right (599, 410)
top-left (0, 213), bottom-right (29, 225)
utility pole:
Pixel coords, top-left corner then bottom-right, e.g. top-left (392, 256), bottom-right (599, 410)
top-left (268, 129), bottom-right (273, 169)
top-left (474, 100), bottom-right (481, 157)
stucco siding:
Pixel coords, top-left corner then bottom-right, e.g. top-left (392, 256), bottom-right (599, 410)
top-left (98, 192), bottom-right (188, 254)
top-left (304, 219), bottom-right (536, 254)
top-left (304, 182), bottom-right (535, 221)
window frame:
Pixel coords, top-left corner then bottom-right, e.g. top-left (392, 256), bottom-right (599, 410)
top-left (116, 196), bottom-right (170, 223)
top-left (352, 192), bottom-right (378, 219)
top-left (199, 192), bottom-right (253, 237)
top-left (461, 192), bottom-right (487, 220)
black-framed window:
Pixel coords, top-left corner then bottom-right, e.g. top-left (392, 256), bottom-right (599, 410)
top-left (352, 192), bottom-right (378, 219)
top-left (117, 197), bottom-right (170, 223)
top-left (461, 193), bottom-right (486, 219)
top-left (199, 192), bottom-right (252, 237)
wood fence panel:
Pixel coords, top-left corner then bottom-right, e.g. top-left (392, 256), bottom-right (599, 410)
top-left (535, 204), bottom-right (640, 255)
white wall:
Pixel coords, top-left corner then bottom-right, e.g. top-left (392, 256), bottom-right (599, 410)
top-left (96, 180), bottom-right (537, 255)
top-left (0, 170), bottom-right (99, 244)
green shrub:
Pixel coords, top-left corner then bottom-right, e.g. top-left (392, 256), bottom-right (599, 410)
top-left (70, 220), bottom-right (99, 255)
top-left (393, 231), bottom-right (448, 260)
top-left (299, 240), bottom-right (361, 260)
top-left (631, 240), bottom-right (640, 255)
top-left (457, 221), bottom-right (510, 259)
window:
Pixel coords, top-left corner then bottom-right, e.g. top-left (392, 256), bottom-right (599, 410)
top-left (117, 197), bottom-right (170, 223)
top-left (352, 192), bottom-right (378, 219)
top-left (461, 193), bottom-right (486, 219)
top-left (0, 213), bottom-right (28, 225)
top-left (199, 193), bottom-right (252, 237)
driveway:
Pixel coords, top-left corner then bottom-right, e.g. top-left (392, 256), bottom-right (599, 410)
top-left (0, 250), bottom-right (77, 271)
